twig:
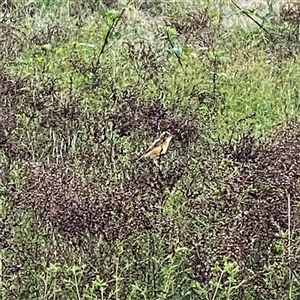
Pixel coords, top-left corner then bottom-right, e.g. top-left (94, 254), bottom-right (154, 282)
top-left (95, 7), bottom-right (127, 67)
top-left (231, 0), bottom-right (271, 37)
top-left (165, 28), bottom-right (183, 67)
top-left (236, 113), bottom-right (256, 124)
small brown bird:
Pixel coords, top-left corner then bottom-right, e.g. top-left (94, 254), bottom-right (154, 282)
top-left (138, 131), bottom-right (174, 168)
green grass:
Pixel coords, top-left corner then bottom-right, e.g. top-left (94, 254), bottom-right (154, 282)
top-left (1, 0), bottom-right (300, 299)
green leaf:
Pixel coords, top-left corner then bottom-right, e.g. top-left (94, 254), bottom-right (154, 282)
top-left (105, 9), bottom-right (120, 26)
top-left (47, 262), bottom-right (60, 274)
top-left (165, 26), bottom-right (178, 37)
top-left (167, 47), bottom-right (182, 59)
top-left (208, 10), bottom-right (218, 21)
top-left (208, 50), bottom-right (225, 60)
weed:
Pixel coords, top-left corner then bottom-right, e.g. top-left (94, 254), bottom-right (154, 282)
top-left (2, 0), bottom-right (300, 299)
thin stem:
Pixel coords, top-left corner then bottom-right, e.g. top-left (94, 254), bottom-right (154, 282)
top-left (287, 190), bottom-right (292, 300)
top-left (231, 0), bottom-right (271, 37)
top-left (212, 270), bottom-right (224, 300)
top-left (165, 29), bottom-right (183, 67)
top-left (95, 7), bottom-right (127, 67)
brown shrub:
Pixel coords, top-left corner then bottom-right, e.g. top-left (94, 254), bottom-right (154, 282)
top-left (13, 159), bottom-right (185, 245)
top-left (110, 90), bottom-right (198, 146)
top-left (186, 120), bottom-right (300, 288)
top-left (169, 10), bottom-right (212, 52)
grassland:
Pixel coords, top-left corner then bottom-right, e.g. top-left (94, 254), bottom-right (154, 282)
top-left (1, 0), bottom-right (300, 299)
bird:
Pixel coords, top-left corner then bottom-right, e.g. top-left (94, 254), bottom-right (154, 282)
top-left (138, 131), bottom-right (174, 168)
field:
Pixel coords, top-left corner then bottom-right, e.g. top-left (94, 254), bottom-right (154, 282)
top-left (1, 0), bottom-right (300, 299)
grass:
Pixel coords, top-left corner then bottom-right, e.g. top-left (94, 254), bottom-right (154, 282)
top-left (2, 0), bottom-right (300, 299)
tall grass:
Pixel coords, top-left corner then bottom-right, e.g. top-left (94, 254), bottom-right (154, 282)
top-left (1, 0), bottom-right (300, 299)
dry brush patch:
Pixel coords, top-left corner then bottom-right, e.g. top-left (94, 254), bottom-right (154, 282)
top-left (185, 120), bottom-right (300, 295)
top-left (0, 71), bottom-right (30, 156)
top-left (0, 71), bottom-right (29, 100)
top-left (217, 124), bottom-right (300, 259)
top-left (6, 156), bottom-right (188, 297)
top-left (29, 21), bottom-right (72, 47)
top-left (169, 9), bottom-right (212, 53)
top-left (0, 72), bottom-right (82, 161)
top-left (280, 1), bottom-right (300, 25)
top-left (12, 159), bottom-right (186, 245)
top-left (0, 21), bottom-right (25, 60)
top-left (110, 90), bottom-right (198, 145)
top-left (0, 107), bottom-right (16, 146)
top-left (123, 39), bottom-right (166, 83)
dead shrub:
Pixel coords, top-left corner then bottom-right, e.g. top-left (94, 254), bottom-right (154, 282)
top-left (169, 10), bottom-right (212, 52)
top-left (110, 90), bottom-right (198, 146)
